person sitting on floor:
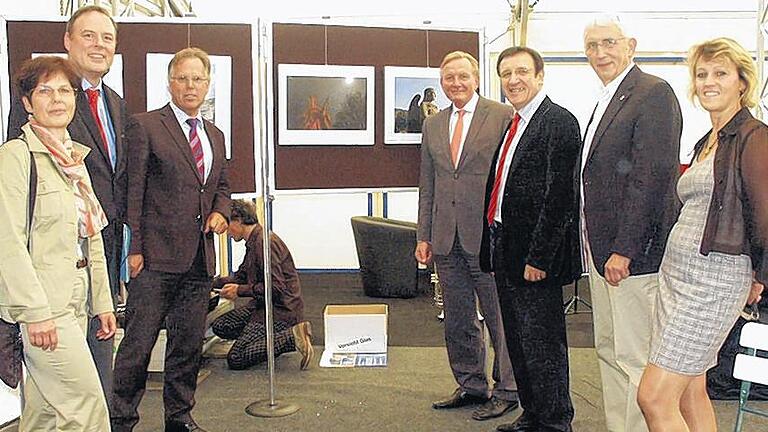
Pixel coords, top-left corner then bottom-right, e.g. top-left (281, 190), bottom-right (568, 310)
top-left (211, 199), bottom-right (314, 370)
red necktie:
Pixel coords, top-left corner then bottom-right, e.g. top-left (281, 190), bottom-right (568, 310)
top-left (486, 113), bottom-right (521, 226)
top-left (186, 118), bottom-right (205, 180)
top-left (85, 88), bottom-right (110, 157)
top-left (450, 109), bottom-right (466, 167)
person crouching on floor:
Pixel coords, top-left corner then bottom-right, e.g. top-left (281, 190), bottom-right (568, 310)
top-left (211, 199), bottom-right (314, 370)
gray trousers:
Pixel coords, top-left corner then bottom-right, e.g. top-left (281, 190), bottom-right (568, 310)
top-left (434, 235), bottom-right (516, 401)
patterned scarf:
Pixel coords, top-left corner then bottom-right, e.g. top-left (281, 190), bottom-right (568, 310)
top-left (28, 118), bottom-right (108, 238)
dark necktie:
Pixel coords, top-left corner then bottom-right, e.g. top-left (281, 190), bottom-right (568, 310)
top-left (486, 113), bottom-right (521, 226)
top-left (186, 118), bottom-right (205, 180)
top-left (85, 88), bottom-right (110, 159)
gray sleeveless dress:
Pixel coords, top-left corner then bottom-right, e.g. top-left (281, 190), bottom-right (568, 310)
top-left (649, 153), bottom-right (752, 375)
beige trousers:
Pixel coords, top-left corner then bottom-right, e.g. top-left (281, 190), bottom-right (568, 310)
top-left (19, 268), bottom-right (110, 432)
top-left (588, 256), bottom-right (656, 432)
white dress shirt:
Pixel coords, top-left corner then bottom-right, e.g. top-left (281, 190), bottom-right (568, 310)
top-left (492, 90), bottom-right (547, 223)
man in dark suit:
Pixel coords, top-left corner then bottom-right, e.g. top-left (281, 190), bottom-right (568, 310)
top-left (579, 17), bottom-right (682, 432)
top-left (6, 5), bottom-right (127, 402)
top-left (416, 51), bottom-right (518, 421)
top-left (480, 46), bottom-right (581, 432)
top-left (111, 47), bottom-right (230, 432)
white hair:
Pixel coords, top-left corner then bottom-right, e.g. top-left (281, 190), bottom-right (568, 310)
top-left (583, 14), bottom-right (631, 39)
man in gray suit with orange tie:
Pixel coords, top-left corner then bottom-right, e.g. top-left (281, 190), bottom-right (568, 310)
top-left (416, 50), bottom-right (518, 421)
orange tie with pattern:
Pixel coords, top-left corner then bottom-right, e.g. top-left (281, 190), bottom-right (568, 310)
top-left (450, 109), bottom-right (466, 167)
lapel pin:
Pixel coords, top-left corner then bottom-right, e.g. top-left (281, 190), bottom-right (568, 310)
top-left (619, 94), bottom-right (626, 101)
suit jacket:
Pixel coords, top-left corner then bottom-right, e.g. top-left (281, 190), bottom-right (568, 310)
top-left (576, 65), bottom-right (682, 277)
top-left (0, 125), bottom-right (112, 324)
top-left (125, 104), bottom-right (231, 276)
top-left (417, 96), bottom-right (513, 256)
top-left (479, 96), bottom-right (581, 287)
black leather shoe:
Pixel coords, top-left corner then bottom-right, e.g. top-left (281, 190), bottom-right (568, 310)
top-left (165, 418), bottom-right (207, 432)
top-left (432, 388), bottom-right (488, 409)
top-left (496, 412), bottom-right (538, 431)
top-left (472, 396), bottom-right (519, 420)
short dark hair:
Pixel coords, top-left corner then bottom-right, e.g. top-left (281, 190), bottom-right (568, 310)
top-left (14, 56), bottom-right (80, 99)
top-left (66, 5), bottom-right (117, 35)
top-left (231, 199), bottom-right (259, 225)
top-left (496, 46), bottom-right (545, 76)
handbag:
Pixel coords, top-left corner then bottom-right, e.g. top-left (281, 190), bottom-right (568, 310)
top-left (0, 137), bottom-right (37, 389)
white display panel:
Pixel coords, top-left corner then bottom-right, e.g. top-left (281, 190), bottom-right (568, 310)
top-left (271, 192), bottom-right (368, 269)
top-left (385, 190), bottom-right (418, 223)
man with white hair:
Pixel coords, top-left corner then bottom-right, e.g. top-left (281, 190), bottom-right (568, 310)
top-left (578, 17), bottom-right (682, 431)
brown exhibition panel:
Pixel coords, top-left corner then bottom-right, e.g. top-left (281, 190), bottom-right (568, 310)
top-left (273, 23), bottom-right (479, 189)
top-left (5, 20), bottom-right (255, 192)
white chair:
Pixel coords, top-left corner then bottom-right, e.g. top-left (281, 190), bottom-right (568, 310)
top-left (732, 321), bottom-right (768, 431)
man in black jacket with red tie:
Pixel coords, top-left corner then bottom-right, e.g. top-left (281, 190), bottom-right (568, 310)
top-left (480, 46), bottom-right (581, 432)
top-left (7, 5), bottom-right (127, 403)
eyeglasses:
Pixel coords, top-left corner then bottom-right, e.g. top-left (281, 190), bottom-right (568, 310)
top-left (585, 38), bottom-right (626, 53)
top-left (170, 75), bottom-right (210, 87)
top-left (34, 85), bottom-right (76, 99)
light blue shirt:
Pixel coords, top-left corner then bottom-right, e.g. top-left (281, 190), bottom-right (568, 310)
top-left (82, 79), bottom-right (117, 169)
top-left (170, 102), bottom-right (213, 183)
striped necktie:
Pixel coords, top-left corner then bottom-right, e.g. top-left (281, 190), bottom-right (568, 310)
top-left (186, 118), bottom-right (205, 180)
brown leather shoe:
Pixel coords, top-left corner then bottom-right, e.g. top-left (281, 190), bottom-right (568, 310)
top-left (432, 388), bottom-right (488, 409)
top-left (472, 396), bottom-right (519, 420)
top-left (291, 321), bottom-right (314, 370)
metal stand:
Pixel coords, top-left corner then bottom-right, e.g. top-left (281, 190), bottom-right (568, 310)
top-left (246, 20), bottom-right (299, 419)
top-left (564, 276), bottom-right (592, 315)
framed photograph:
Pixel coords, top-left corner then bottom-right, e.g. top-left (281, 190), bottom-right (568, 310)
top-left (384, 66), bottom-right (450, 144)
top-left (278, 64), bottom-right (375, 146)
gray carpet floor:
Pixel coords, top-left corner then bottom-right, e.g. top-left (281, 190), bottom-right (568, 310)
top-left (2, 272), bottom-right (766, 431)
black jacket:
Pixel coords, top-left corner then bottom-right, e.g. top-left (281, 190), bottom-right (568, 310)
top-left (480, 96), bottom-right (581, 287)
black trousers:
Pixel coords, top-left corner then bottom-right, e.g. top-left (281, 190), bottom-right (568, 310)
top-left (111, 242), bottom-right (210, 431)
top-left (493, 234), bottom-right (574, 432)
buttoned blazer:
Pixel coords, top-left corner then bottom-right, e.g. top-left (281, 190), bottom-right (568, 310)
top-left (417, 96), bottom-right (513, 256)
top-left (575, 65), bottom-right (682, 276)
top-left (8, 84), bottom-right (128, 225)
top-left (479, 97), bottom-right (581, 286)
top-left (125, 104), bottom-right (231, 276)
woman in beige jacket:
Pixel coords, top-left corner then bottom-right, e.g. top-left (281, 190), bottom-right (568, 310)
top-left (0, 56), bottom-right (115, 431)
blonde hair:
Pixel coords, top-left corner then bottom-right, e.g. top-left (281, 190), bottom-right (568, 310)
top-left (440, 51), bottom-right (479, 80)
top-left (687, 37), bottom-right (758, 108)
top-left (167, 47), bottom-right (211, 82)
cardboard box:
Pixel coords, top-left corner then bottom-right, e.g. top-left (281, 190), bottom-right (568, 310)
top-left (324, 304), bottom-right (388, 353)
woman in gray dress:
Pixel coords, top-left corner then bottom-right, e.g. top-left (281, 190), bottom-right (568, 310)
top-left (637, 37), bottom-right (768, 431)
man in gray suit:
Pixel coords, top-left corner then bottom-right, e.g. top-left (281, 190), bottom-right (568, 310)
top-left (416, 50), bottom-right (518, 421)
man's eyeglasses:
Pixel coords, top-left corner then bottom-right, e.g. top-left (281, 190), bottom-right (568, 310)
top-left (34, 85), bottom-right (76, 99)
top-left (170, 75), bottom-right (210, 87)
top-left (585, 38), bottom-right (626, 53)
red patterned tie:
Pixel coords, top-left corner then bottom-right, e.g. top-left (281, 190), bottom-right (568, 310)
top-left (486, 113), bottom-right (521, 226)
top-left (85, 88), bottom-right (110, 157)
top-left (186, 118), bottom-right (205, 180)
top-left (449, 109), bottom-right (466, 167)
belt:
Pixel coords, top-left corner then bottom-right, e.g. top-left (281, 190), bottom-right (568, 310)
top-left (76, 258), bottom-right (88, 269)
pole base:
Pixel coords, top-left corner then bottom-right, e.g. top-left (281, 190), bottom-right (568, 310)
top-left (245, 400), bottom-right (300, 418)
